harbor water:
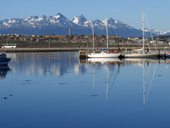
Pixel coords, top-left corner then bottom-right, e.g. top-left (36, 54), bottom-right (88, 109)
top-left (0, 52), bottom-right (170, 128)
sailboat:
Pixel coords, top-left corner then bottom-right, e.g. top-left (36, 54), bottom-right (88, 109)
top-left (87, 20), bottom-right (121, 58)
top-left (124, 11), bottom-right (159, 58)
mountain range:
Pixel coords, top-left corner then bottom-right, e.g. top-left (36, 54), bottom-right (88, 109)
top-left (0, 13), bottom-right (167, 37)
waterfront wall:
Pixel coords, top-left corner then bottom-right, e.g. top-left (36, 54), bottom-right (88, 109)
top-left (0, 46), bottom-right (169, 53)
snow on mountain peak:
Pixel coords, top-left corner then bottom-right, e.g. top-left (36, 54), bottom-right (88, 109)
top-left (72, 14), bottom-right (87, 26)
top-left (102, 18), bottom-right (117, 29)
top-left (52, 13), bottom-right (66, 20)
top-left (0, 13), bottom-right (163, 37)
top-left (56, 13), bottom-right (64, 18)
top-left (48, 13), bottom-right (75, 27)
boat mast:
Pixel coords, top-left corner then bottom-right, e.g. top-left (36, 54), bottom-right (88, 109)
top-left (91, 21), bottom-right (95, 50)
top-left (106, 20), bottom-right (109, 49)
top-left (68, 28), bottom-right (71, 36)
top-left (142, 10), bottom-right (145, 53)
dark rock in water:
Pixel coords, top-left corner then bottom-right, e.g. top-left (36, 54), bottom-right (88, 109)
top-left (24, 80), bottom-right (31, 82)
top-left (3, 97), bottom-right (8, 99)
top-left (58, 82), bottom-right (65, 85)
top-left (9, 94), bottom-right (13, 96)
top-left (91, 94), bottom-right (98, 97)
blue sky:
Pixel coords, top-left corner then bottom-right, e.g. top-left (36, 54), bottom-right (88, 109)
top-left (0, 0), bottom-right (170, 31)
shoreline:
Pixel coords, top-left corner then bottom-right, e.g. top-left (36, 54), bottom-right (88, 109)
top-left (0, 48), bottom-right (80, 52)
top-left (0, 46), bottom-right (169, 53)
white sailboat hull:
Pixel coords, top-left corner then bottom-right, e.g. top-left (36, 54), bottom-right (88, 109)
top-left (125, 52), bottom-right (159, 58)
top-left (87, 52), bottom-right (121, 58)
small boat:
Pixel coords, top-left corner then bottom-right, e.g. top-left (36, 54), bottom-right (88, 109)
top-left (0, 52), bottom-right (11, 66)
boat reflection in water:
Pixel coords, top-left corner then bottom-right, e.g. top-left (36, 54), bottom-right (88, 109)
top-left (85, 58), bottom-right (122, 100)
top-left (0, 65), bottom-right (10, 79)
top-left (125, 58), bottom-right (159, 104)
top-left (80, 57), bottom-right (166, 103)
top-left (81, 57), bottom-right (168, 65)
top-left (87, 58), bottom-right (123, 65)
top-left (124, 58), bottom-right (166, 64)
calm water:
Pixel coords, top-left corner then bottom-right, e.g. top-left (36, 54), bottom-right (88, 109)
top-left (0, 52), bottom-right (170, 128)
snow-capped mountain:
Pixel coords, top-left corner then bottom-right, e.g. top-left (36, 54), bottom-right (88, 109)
top-left (161, 30), bottom-right (170, 36)
top-left (143, 28), bottom-right (164, 36)
top-left (0, 13), bottom-right (160, 37)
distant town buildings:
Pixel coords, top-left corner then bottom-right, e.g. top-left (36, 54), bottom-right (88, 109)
top-left (0, 34), bottom-right (170, 48)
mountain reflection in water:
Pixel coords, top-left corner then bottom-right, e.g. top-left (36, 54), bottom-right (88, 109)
top-left (8, 52), bottom-right (81, 76)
